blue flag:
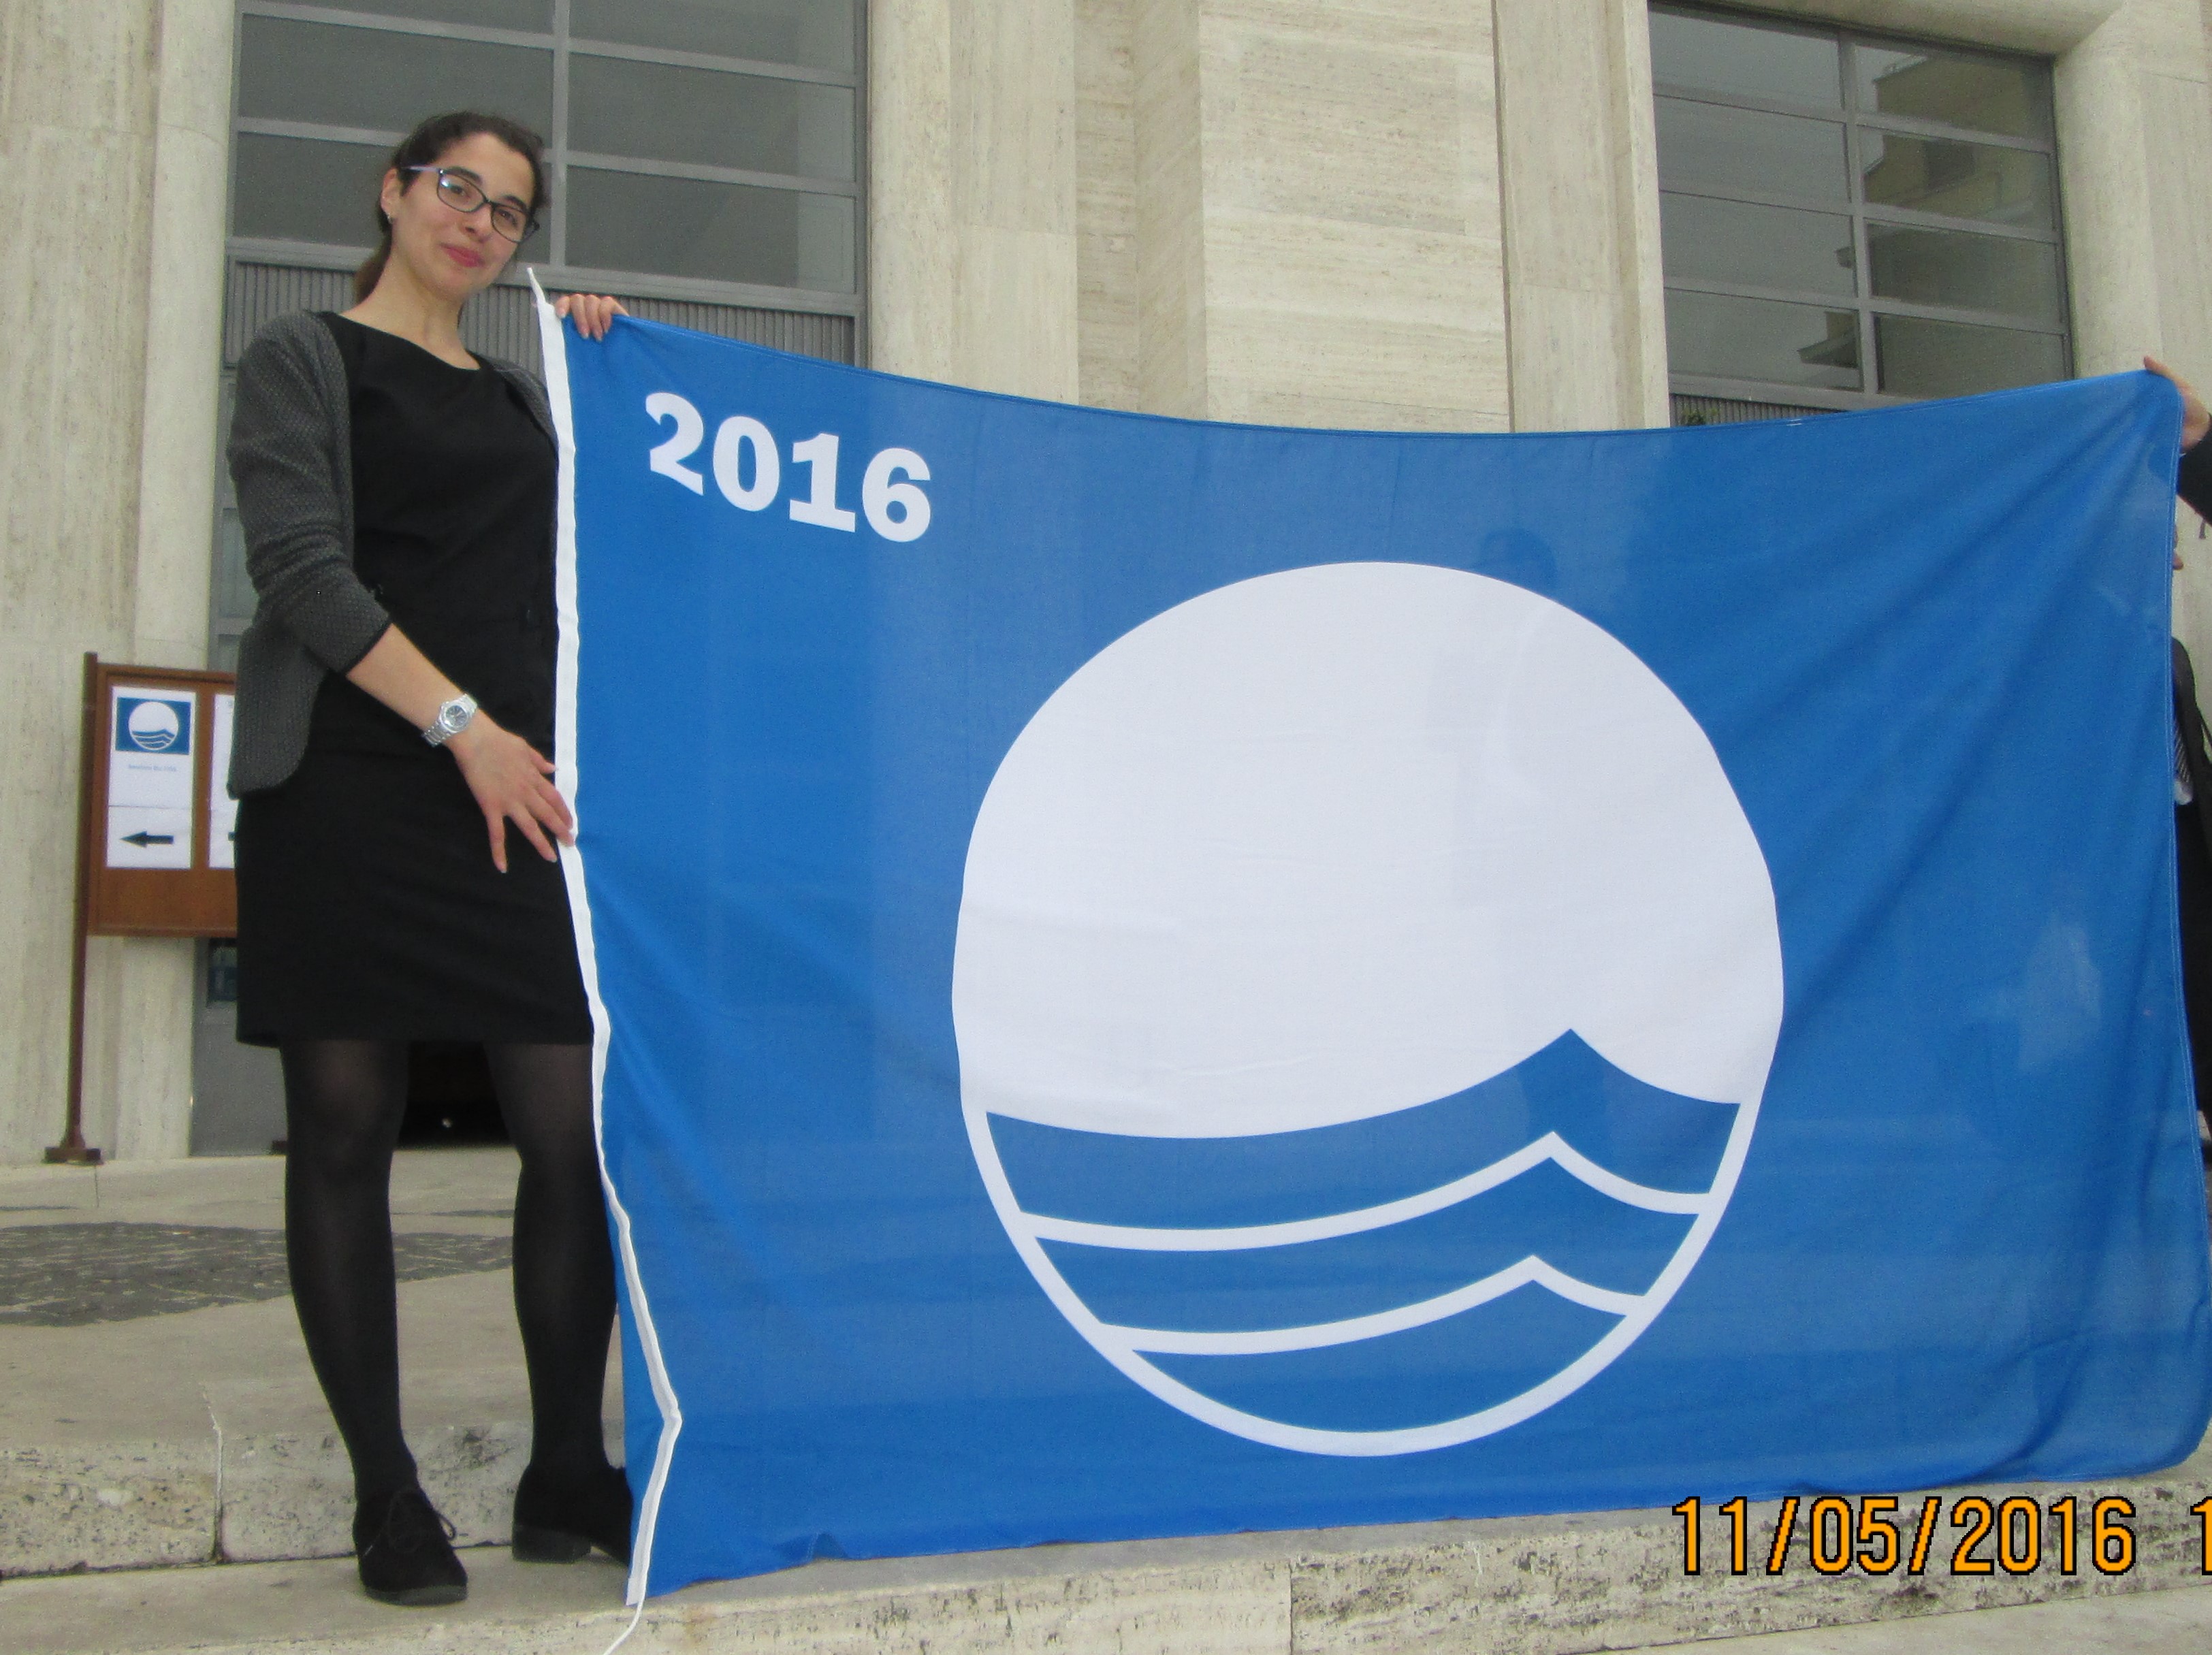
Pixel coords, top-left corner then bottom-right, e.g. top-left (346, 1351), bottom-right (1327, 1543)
top-left (533, 293), bottom-right (2210, 1601)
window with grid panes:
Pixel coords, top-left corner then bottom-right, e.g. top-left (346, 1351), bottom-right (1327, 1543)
top-left (229, 0), bottom-right (861, 300)
top-left (1650, 5), bottom-right (2068, 422)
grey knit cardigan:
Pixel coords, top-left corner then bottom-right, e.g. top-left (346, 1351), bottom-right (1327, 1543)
top-left (225, 310), bottom-right (555, 795)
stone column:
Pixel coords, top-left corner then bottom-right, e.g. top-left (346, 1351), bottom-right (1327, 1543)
top-left (0, 0), bottom-right (230, 1163)
top-left (868, 0), bottom-right (1080, 400)
top-left (93, 0), bottom-right (231, 1163)
top-left (0, 0), bottom-right (162, 1165)
top-left (1074, 0), bottom-right (1141, 411)
top-left (1493, 0), bottom-right (1669, 432)
top-left (1125, 0), bottom-right (1509, 432)
top-left (2047, 2), bottom-right (2212, 674)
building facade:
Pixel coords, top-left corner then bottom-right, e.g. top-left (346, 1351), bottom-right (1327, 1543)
top-left (5, 0), bottom-right (2211, 1164)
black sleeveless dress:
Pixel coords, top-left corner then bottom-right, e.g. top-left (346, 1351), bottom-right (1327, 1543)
top-left (234, 314), bottom-right (591, 1047)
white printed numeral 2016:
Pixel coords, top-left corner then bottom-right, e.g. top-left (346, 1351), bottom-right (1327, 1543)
top-left (645, 393), bottom-right (931, 544)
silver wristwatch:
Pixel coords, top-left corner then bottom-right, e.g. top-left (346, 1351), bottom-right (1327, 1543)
top-left (422, 693), bottom-right (478, 746)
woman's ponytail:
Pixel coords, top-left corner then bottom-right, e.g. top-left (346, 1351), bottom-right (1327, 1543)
top-left (353, 234), bottom-right (392, 303)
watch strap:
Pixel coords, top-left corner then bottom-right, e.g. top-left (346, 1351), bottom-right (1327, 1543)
top-left (422, 693), bottom-right (478, 746)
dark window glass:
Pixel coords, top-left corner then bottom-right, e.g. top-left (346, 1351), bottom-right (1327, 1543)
top-left (1661, 194), bottom-right (1856, 297)
top-left (1859, 131), bottom-right (2054, 231)
top-left (569, 55), bottom-right (855, 180)
top-left (1648, 10), bottom-right (1840, 107)
top-left (1876, 315), bottom-right (2066, 396)
top-left (227, 4), bottom-right (866, 307)
top-left (1656, 98), bottom-right (1848, 202)
top-left (281, 0), bottom-right (554, 27)
top-left (213, 513), bottom-right (256, 621)
top-left (208, 940), bottom-right (241, 1006)
top-left (570, 0), bottom-right (854, 73)
top-left (1654, 11), bottom-right (2067, 409)
top-left (238, 16), bottom-right (552, 138)
top-left (1855, 46), bottom-right (2048, 139)
top-left (566, 168), bottom-right (854, 290)
top-left (1666, 291), bottom-right (1863, 391)
top-left (1866, 224), bottom-right (2062, 323)
top-left (231, 133), bottom-right (391, 246)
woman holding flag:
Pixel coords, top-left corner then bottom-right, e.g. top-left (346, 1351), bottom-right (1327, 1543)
top-left (226, 110), bottom-right (629, 1607)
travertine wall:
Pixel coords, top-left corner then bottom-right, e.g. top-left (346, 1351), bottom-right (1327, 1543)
top-left (0, 0), bottom-right (230, 1165)
top-left (1076, 0), bottom-right (1142, 411)
top-left (1494, 0), bottom-right (1670, 431)
top-left (1121, 0), bottom-right (1512, 431)
top-left (867, 0), bottom-right (1081, 400)
top-left (1068, 0), bottom-right (1663, 434)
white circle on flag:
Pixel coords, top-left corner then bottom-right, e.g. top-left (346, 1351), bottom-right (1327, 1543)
top-left (954, 562), bottom-right (1782, 1455)
top-left (126, 701), bottom-right (181, 753)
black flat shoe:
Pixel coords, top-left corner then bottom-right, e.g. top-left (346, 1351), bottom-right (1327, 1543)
top-left (512, 1462), bottom-right (634, 1565)
top-left (354, 1486), bottom-right (468, 1607)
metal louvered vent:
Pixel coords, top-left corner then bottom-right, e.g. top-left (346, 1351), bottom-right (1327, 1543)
top-left (1671, 394), bottom-right (1833, 428)
top-left (222, 263), bottom-right (353, 361)
top-left (223, 263), bottom-right (856, 371)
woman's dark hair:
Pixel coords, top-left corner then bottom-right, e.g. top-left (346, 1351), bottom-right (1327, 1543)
top-left (353, 111), bottom-right (549, 302)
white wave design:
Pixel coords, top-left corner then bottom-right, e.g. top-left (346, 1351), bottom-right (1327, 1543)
top-left (1019, 1130), bottom-right (1712, 1255)
top-left (1015, 1140), bottom-right (1684, 1362)
top-left (1102, 1256), bottom-right (1646, 1357)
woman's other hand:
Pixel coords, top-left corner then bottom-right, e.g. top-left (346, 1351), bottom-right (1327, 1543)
top-left (554, 293), bottom-right (626, 341)
top-left (2147, 356), bottom-right (2211, 451)
top-left (445, 715), bottom-right (574, 873)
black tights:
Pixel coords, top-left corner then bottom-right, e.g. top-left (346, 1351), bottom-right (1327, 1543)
top-left (278, 1040), bottom-right (616, 1503)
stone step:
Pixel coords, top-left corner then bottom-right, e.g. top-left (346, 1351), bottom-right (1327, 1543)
top-left (14, 1555), bottom-right (2209, 1655)
top-left (0, 1416), bottom-right (573, 1575)
top-left (6, 1438), bottom-right (2212, 1655)
top-left (0, 1151), bottom-right (601, 1576)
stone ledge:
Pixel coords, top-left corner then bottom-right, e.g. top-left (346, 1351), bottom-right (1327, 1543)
top-left (0, 1418), bottom-right (624, 1576)
top-left (3, 1434), bottom-right (2211, 1654)
top-left (218, 1423), bottom-right (533, 1564)
top-left (0, 1441), bottom-right (216, 1576)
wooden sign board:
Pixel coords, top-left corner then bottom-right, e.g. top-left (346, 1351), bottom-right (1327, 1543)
top-left (52, 655), bottom-right (240, 1163)
top-left (81, 657), bottom-right (238, 936)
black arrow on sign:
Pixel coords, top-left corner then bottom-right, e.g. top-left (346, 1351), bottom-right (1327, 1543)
top-left (121, 831), bottom-right (175, 847)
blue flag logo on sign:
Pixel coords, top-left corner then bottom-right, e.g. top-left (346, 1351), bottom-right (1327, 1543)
top-left (532, 287), bottom-right (2211, 1603)
top-left (117, 696), bottom-right (189, 754)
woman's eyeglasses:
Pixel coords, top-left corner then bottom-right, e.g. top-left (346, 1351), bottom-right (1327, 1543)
top-left (403, 166), bottom-right (538, 244)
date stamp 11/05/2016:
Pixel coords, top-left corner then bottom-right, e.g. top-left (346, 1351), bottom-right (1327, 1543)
top-left (1671, 1494), bottom-right (2212, 1579)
